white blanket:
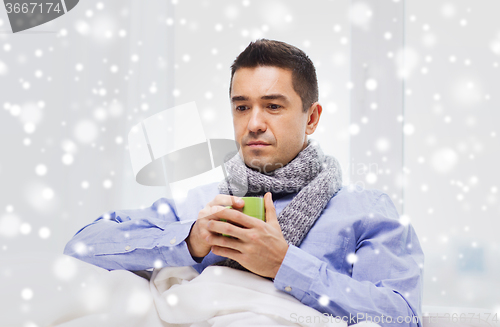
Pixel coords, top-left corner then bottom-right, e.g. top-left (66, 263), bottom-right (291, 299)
top-left (1, 253), bottom-right (379, 327)
top-left (150, 265), bottom-right (347, 327)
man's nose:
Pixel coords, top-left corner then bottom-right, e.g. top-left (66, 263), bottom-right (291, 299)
top-left (247, 107), bottom-right (267, 133)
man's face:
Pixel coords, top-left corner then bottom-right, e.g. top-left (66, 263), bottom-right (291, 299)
top-left (230, 65), bottom-right (313, 174)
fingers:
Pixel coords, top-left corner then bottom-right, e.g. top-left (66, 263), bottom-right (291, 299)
top-left (198, 203), bottom-right (230, 221)
top-left (199, 194), bottom-right (244, 220)
top-left (264, 192), bottom-right (281, 231)
top-left (206, 229), bottom-right (244, 253)
top-left (206, 219), bottom-right (248, 241)
top-left (210, 246), bottom-right (242, 262)
top-left (207, 194), bottom-right (245, 209)
top-left (215, 207), bottom-right (262, 229)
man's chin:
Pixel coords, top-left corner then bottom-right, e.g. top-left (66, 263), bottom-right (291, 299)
top-left (244, 157), bottom-right (284, 174)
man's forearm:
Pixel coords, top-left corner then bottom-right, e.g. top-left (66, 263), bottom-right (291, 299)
top-left (63, 210), bottom-right (201, 271)
top-left (273, 245), bottom-right (422, 327)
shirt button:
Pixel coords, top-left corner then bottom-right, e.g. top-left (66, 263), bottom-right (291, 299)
top-left (170, 238), bottom-right (176, 245)
top-left (125, 245), bottom-right (131, 251)
top-left (285, 286), bottom-right (292, 292)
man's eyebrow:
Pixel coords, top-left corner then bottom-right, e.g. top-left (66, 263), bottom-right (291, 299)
top-left (231, 94), bottom-right (290, 103)
top-left (231, 95), bottom-right (248, 102)
top-left (261, 94), bottom-right (290, 103)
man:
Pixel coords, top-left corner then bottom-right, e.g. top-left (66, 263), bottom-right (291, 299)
top-left (64, 39), bottom-right (424, 327)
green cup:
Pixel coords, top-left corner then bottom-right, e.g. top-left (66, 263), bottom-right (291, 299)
top-left (221, 196), bottom-right (266, 237)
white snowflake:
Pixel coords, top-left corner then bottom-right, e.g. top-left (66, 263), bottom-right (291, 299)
top-left (21, 288), bottom-right (34, 300)
top-left (103, 180), bottom-right (113, 189)
top-left (42, 188), bottom-right (54, 200)
top-left (157, 203), bottom-right (170, 215)
top-left (166, 293), bottom-right (178, 306)
top-left (346, 253), bottom-right (358, 264)
top-left (62, 154), bottom-right (74, 165)
top-left (39, 227), bottom-right (51, 239)
top-left (318, 295), bottom-right (329, 306)
top-left (365, 78), bottom-right (378, 91)
top-left (20, 223), bottom-right (31, 235)
top-left (35, 164), bottom-right (47, 176)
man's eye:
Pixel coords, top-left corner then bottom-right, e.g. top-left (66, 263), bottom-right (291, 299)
top-left (269, 104), bottom-right (281, 110)
top-left (235, 106), bottom-right (248, 111)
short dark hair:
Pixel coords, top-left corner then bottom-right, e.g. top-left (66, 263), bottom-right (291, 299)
top-left (229, 39), bottom-right (319, 113)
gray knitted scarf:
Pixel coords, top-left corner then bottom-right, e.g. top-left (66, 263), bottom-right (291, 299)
top-left (213, 138), bottom-right (343, 272)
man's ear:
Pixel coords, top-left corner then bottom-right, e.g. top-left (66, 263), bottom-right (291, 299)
top-left (305, 102), bottom-right (322, 135)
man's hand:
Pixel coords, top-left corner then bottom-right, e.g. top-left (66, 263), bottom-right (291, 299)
top-left (205, 192), bottom-right (289, 279)
top-left (186, 194), bottom-right (245, 258)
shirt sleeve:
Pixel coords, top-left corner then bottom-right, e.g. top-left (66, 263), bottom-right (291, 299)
top-left (63, 196), bottom-right (201, 271)
top-left (272, 193), bottom-right (424, 327)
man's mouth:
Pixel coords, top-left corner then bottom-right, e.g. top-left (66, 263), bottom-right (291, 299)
top-left (247, 141), bottom-right (270, 148)
top-left (248, 144), bottom-right (269, 148)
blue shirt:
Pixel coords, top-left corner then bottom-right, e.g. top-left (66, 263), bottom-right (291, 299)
top-left (63, 182), bottom-right (424, 327)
